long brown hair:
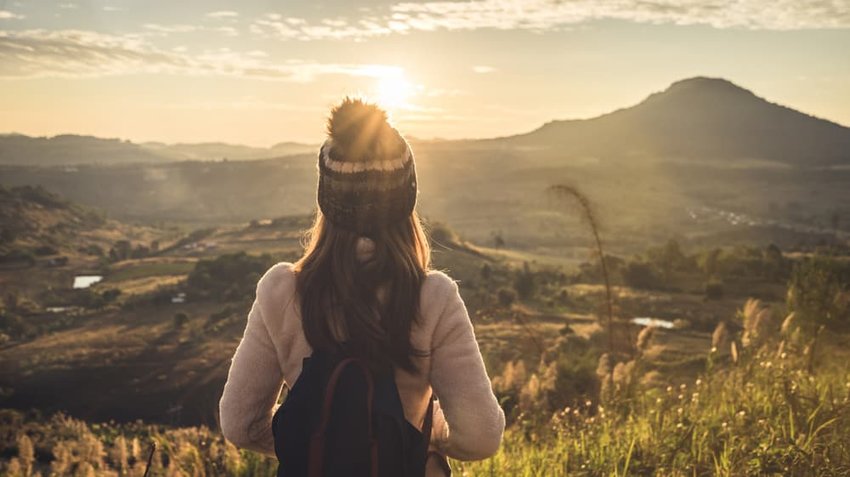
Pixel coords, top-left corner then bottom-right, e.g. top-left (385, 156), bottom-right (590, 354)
top-left (293, 211), bottom-right (431, 373)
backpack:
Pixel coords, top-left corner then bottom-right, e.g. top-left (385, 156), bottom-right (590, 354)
top-left (272, 350), bottom-right (443, 477)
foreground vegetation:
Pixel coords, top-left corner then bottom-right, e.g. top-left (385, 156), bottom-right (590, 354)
top-left (2, 187), bottom-right (849, 475)
top-left (3, 293), bottom-right (849, 476)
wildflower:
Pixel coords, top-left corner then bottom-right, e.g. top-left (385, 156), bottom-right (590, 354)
top-left (656, 397), bottom-right (662, 405)
top-left (676, 423), bottom-right (684, 429)
top-left (679, 383), bottom-right (687, 391)
top-left (677, 407), bottom-right (683, 415)
top-left (666, 386), bottom-right (674, 393)
top-left (695, 378), bottom-right (702, 386)
top-left (678, 394), bottom-right (685, 401)
top-left (722, 422), bottom-right (728, 429)
top-left (711, 346), bottom-right (718, 353)
top-left (780, 352), bottom-right (787, 359)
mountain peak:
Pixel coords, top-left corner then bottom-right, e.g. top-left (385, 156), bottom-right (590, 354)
top-left (661, 76), bottom-right (756, 98)
top-left (514, 76), bottom-right (850, 166)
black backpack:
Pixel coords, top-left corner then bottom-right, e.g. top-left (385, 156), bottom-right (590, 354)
top-left (272, 350), bottom-right (437, 477)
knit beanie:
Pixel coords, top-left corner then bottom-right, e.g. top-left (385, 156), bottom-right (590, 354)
top-left (317, 98), bottom-right (417, 234)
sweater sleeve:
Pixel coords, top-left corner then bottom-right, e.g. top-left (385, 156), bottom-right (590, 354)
top-left (429, 275), bottom-right (505, 461)
top-left (219, 269), bottom-right (286, 456)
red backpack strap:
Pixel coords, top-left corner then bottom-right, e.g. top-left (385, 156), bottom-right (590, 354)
top-left (308, 358), bottom-right (378, 477)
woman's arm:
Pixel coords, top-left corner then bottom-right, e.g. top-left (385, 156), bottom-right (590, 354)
top-left (429, 275), bottom-right (505, 461)
top-left (219, 273), bottom-right (285, 456)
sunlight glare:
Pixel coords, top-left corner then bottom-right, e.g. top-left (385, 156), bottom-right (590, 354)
top-left (374, 72), bottom-right (414, 112)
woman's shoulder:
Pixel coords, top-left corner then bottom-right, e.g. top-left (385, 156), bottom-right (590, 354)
top-left (255, 262), bottom-right (297, 308)
top-left (420, 269), bottom-right (461, 317)
top-left (423, 269), bottom-right (457, 293)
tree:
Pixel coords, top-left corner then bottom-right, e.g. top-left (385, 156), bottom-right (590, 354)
top-left (497, 288), bottom-right (516, 307)
top-left (513, 262), bottom-right (536, 300)
top-left (787, 257), bottom-right (850, 331)
top-left (480, 263), bottom-right (492, 281)
top-left (174, 312), bottom-right (189, 328)
top-left (622, 261), bottom-right (660, 290)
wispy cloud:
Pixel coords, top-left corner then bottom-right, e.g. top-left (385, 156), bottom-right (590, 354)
top-left (59, 3), bottom-right (78, 9)
top-left (0, 29), bottom-right (403, 81)
top-left (143, 23), bottom-right (240, 37)
top-left (251, 14), bottom-right (392, 41)
top-left (143, 24), bottom-right (198, 33)
top-left (388, 0), bottom-right (850, 31)
top-left (250, 0), bottom-right (850, 41)
top-left (472, 65), bottom-right (496, 73)
top-left (0, 10), bottom-right (25, 20)
top-left (206, 11), bottom-right (239, 19)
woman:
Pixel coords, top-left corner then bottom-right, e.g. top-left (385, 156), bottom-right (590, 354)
top-left (219, 98), bottom-right (505, 475)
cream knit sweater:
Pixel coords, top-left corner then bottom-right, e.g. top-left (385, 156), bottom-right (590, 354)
top-left (219, 262), bottom-right (505, 463)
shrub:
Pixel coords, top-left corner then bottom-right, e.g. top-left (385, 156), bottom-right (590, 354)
top-left (622, 261), bottom-right (660, 289)
top-left (513, 262), bottom-right (536, 300)
top-left (187, 252), bottom-right (274, 301)
top-left (497, 288), bottom-right (517, 307)
top-left (173, 312), bottom-right (189, 328)
top-left (787, 256), bottom-right (850, 331)
top-left (33, 245), bottom-right (58, 256)
top-left (429, 222), bottom-right (458, 247)
top-left (704, 279), bottom-right (724, 300)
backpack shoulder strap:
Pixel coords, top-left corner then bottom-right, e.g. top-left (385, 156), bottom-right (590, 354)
top-left (422, 394), bottom-right (434, 446)
top-left (308, 358), bottom-right (379, 477)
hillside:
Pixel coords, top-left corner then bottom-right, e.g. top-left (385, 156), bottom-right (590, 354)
top-left (501, 77), bottom-right (850, 166)
top-left (0, 134), bottom-right (167, 166)
top-left (0, 134), bottom-right (315, 166)
top-left (0, 78), bottom-right (848, 253)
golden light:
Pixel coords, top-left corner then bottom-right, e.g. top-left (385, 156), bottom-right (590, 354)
top-left (374, 72), bottom-right (414, 112)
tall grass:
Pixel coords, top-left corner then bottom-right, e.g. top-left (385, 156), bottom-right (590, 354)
top-left (3, 308), bottom-right (849, 476)
top-left (454, 308), bottom-right (850, 476)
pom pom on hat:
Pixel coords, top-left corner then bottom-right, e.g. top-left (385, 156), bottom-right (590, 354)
top-left (317, 98), bottom-right (417, 233)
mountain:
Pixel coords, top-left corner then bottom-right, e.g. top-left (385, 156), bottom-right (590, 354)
top-left (0, 134), bottom-right (316, 166)
top-left (141, 141), bottom-right (315, 161)
top-left (501, 77), bottom-right (850, 166)
top-left (0, 134), bottom-right (168, 166)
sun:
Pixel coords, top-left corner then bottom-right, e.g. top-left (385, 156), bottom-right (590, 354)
top-left (374, 73), bottom-right (414, 112)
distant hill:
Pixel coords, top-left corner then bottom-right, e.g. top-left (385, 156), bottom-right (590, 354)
top-left (5, 77), bottom-right (847, 167)
top-left (500, 77), bottom-right (850, 166)
top-left (0, 134), bottom-right (168, 166)
top-left (0, 134), bottom-right (316, 166)
top-left (141, 141), bottom-right (316, 162)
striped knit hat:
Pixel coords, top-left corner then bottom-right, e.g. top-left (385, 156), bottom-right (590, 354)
top-left (317, 98), bottom-right (417, 233)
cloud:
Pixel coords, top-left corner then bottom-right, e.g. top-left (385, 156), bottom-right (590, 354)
top-left (143, 23), bottom-right (239, 37)
top-left (251, 16), bottom-right (393, 41)
top-left (388, 0), bottom-right (850, 31)
top-left (206, 11), bottom-right (239, 19)
top-left (0, 10), bottom-right (25, 20)
top-left (143, 24), bottom-right (198, 33)
top-left (59, 3), bottom-right (78, 9)
top-left (472, 65), bottom-right (496, 73)
top-left (0, 29), bottom-right (403, 81)
top-left (251, 0), bottom-right (850, 40)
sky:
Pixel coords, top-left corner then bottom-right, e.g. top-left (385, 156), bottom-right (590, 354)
top-left (1, 0), bottom-right (849, 146)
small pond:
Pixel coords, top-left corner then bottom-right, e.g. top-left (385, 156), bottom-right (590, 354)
top-left (630, 317), bottom-right (675, 329)
top-left (73, 275), bottom-right (103, 289)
